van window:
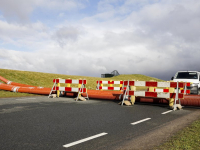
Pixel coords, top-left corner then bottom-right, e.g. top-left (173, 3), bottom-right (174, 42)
top-left (175, 72), bottom-right (198, 79)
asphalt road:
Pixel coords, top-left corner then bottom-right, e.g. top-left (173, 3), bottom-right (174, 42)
top-left (0, 96), bottom-right (196, 150)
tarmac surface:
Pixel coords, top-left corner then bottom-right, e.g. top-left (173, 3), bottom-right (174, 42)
top-left (0, 96), bottom-right (199, 150)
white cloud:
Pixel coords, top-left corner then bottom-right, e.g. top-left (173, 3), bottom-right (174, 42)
top-left (1, 0), bottom-right (200, 80)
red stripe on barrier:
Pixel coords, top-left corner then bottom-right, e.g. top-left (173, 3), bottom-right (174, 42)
top-left (128, 91), bottom-right (134, 96)
top-left (123, 81), bottom-right (128, 86)
top-left (79, 88), bottom-right (86, 93)
top-left (129, 81), bottom-right (135, 86)
top-left (79, 80), bottom-right (87, 84)
top-left (65, 79), bottom-right (72, 84)
top-left (186, 83), bottom-right (191, 86)
top-left (99, 86), bottom-right (102, 90)
top-left (53, 79), bottom-right (60, 83)
top-left (96, 81), bottom-right (103, 84)
top-left (163, 89), bottom-right (169, 92)
top-left (170, 82), bottom-right (185, 88)
top-left (108, 81), bottom-right (114, 84)
top-left (146, 81), bottom-right (158, 87)
top-left (120, 81), bottom-right (123, 84)
top-left (65, 87), bottom-right (72, 91)
top-left (145, 92), bottom-right (157, 97)
top-left (108, 87), bottom-right (114, 90)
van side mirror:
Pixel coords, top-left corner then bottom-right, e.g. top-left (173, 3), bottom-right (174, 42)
top-left (171, 77), bottom-right (174, 80)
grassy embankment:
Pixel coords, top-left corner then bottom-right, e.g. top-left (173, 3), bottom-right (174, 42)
top-left (0, 68), bottom-right (200, 149)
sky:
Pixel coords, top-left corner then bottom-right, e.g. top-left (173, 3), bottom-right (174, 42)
top-left (0, 0), bottom-right (200, 80)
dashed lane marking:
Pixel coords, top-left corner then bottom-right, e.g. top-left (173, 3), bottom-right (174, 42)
top-left (131, 118), bottom-right (151, 125)
top-left (161, 110), bottom-right (173, 114)
top-left (63, 132), bottom-right (108, 148)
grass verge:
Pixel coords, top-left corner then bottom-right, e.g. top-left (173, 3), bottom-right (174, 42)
top-left (154, 118), bottom-right (200, 149)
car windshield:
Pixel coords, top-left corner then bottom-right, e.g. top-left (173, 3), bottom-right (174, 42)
top-left (176, 72), bottom-right (198, 79)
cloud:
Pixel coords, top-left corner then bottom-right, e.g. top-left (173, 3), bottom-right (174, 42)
top-left (0, 0), bottom-right (87, 23)
top-left (52, 26), bottom-right (83, 47)
top-left (1, 0), bottom-right (200, 81)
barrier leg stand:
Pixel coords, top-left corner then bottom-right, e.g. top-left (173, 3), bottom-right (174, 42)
top-left (173, 81), bottom-right (180, 111)
top-left (76, 79), bottom-right (82, 101)
top-left (48, 82), bottom-right (56, 98)
top-left (130, 85), bottom-right (136, 105)
top-left (169, 87), bottom-right (175, 109)
top-left (121, 80), bottom-right (129, 106)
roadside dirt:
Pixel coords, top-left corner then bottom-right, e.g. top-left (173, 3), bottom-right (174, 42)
top-left (115, 109), bottom-right (200, 150)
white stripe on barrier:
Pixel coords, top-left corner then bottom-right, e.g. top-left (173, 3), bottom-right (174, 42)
top-left (155, 89), bottom-right (164, 92)
top-left (157, 82), bottom-right (170, 87)
top-left (102, 86), bottom-right (108, 90)
top-left (59, 87), bottom-right (65, 91)
top-left (72, 87), bottom-right (79, 92)
top-left (134, 81), bottom-right (145, 87)
top-left (157, 92), bottom-right (170, 98)
top-left (134, 91), bottom-right (145, 97)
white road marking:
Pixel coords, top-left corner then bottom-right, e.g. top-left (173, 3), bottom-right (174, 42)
top-left (131, 118), bottom-right (151, 125)
top-left (16, 98), bottom-right (36, 100)
top-left (63, 132), bottom-right (108, 148)
top-left (161, 110), bottom-right (173, 114)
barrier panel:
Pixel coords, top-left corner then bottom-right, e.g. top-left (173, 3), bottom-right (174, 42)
top-left (121, 80), bottom-right (190, 110)
top-left (48, 78), bottom-right (89, 101)
top-left (96, 80), bottom-right (124, 91)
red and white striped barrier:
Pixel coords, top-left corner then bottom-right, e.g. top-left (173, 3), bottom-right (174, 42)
top-left (123, 81), bottom-right (190, 88)
top-left (96, 80), bottom-right (123, 91)
top-left (49, 78), bottom-right (88, 101)
top-left (121, 80), bottom-right (190, 110)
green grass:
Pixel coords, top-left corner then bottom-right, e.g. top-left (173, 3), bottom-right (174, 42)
top-left (154, 119), bottom-right (200, 150)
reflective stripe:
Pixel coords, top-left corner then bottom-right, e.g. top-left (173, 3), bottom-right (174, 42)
top-left (7, 81), bottom-right (12, 85)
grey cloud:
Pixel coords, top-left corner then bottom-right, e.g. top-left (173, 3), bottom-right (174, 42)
top-left (53, 26), bottom-right (82, 47)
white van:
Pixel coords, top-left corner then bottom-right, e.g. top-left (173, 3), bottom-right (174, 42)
top-left (171, 71), bottom-right (200, 94)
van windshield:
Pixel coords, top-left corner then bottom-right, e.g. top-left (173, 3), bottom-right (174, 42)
top-left (175, 72), bottom-right (198, 79)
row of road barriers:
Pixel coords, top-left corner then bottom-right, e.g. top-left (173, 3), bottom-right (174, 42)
top-left (49, 78), bottom-right (190, 110)
top-left (96, 80), bottom-right (190, 110)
